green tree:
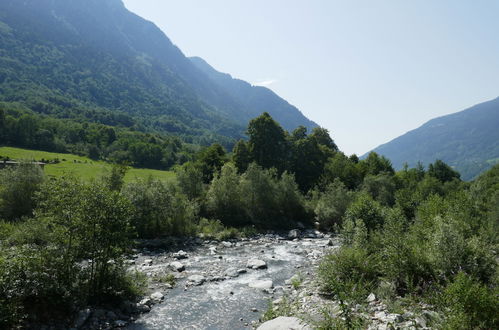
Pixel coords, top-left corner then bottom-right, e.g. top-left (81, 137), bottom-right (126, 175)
top-left (0, 164), bottom-right (45, 221)
top-left (175, 162), bottom-right (205, 200)
top-left (247, 112), bottom-right (288, 172)
top-left (0, 108), bottom-right (5, 143)
top-left (428, 159), bottom-right (460, 183)
top-left (324, 152), bottom-right (363, 190)
top-left (232, 139), bottom-right (251, 173)
top-left (205, 163), bottom-right (246, 227)
top-left (197, 143), bottom-right (227, 183)
top-left (309, 127), bottom-right (338, 151)
top-left (358, 152), bottom-right (394, 176)
top-left (36, 178), bottom-right (134, 303)
top-left (314, 179), bottom-right (353, 231)
top-left (123, 179), bottom-right (197, 237)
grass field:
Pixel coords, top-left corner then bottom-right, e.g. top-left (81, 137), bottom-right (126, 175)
top-left (0, 147), bottom-right (175, 182)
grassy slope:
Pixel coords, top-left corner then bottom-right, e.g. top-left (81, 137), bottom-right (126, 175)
top-left (0, 147), bottom-right (175, 182)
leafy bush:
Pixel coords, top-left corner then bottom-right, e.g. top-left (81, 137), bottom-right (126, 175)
top-left (344, 193), bottom-right (385, 232)
top-left (439, 272), bottom-right (499, 329)
top-left (313, 179), bottom-right (353, 231)
top-left (318, 246), bottom-right (379, 303)
top-left (0, 163), bottom-right (45, 221)
top-left (123, 178), bottom-right (197, 238)
top-left (196, 218), bottom-right (239, 241)
top-left (205, 163), bottom-right (247, 227)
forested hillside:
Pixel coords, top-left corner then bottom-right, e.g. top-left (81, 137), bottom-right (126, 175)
top-left (368, 97), bottom-right (499, 180)
top-left (0, 0), bottom-right (315, 150)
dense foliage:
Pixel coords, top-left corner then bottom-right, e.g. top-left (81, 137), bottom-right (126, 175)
top-left (0, 112), bottom-right (497, 328)
top-left (318, 161), bottom-right (499, 329)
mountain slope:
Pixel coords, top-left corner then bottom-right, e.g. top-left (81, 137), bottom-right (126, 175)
top-left (367, 97), bottom-right (499, 180)
top-left (190, 56), bottom-right (317, 132)
top-left (0, 0), bottom-right (315, 145)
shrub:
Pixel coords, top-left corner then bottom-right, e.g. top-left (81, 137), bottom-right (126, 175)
top-left (0, 163), bottom-right (45, 221)
top-left (196, 218), bottom-right (239, 241)
top-left (314, 179), bottom-right (353, 231)
top-left (318, 246), bottom-right (379, 303)
top-left (439, 272), bottom-right (499, 329)
top-left (344, 193), bottom-right (385, 232)
top-left (205, 163), bottom-right (246, 227)
top-left (123, 178), bottom-right (197, 238)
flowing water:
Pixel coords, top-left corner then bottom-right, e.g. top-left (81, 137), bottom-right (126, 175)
top-left (127, 234), bottom-right (335, 330)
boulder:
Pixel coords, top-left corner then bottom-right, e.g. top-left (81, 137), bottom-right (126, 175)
top-left (366, 293), bottom-right (376, 303)
top-left (150, 291), bottom-right (164, 303)
top-left (288, 229), bottom-right (301, 239)
top-left (170, 261), bottom-right (185, 272)
top-left (257, 316), bottom-right (311, 330)
top-left (187, 275), bottom-right (206, 286)
top-left (248, 279), bottom-right (273, 290)
top-left (221, 241), bottom-right (233, 248)
top-left (172, 250), bottom-right (188, 259)
top-left (246, 259), bottom-right (267, 269)
top-left (224, 268), bottom-right (240, 277)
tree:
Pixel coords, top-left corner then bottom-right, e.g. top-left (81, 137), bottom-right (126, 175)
top-left (197, 143), bottom-right (227, 183)
top-left (428, 159), bottom-right (460, 183)
top-left (290, 132), bottom-right (327, 191)
top-left (175, 162), bottom-right (205, 200)
top-left (310, 127), bottom-right (338, 152)
top-left (314, 179), bottom-right (353, 231)
top-left (205, 163), bottom-right (246, 227)
top-left (232, 139), bottom-right (251, 173)
top-left (324, 152), bottom-right (363, 190)
top-left (358, 152), bottom-right (395, 176)
top-left (247, 112), bottom-right (288, 172)
top-left (0, 163), bottom-right (45, 221)
top-left (0, 108), bottom-right (5, 143)
top-left (36, 178), bottom-right (134, 303)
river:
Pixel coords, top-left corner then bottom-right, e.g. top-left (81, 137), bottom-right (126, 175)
top-left (127, 232), bottom-right (336, 329)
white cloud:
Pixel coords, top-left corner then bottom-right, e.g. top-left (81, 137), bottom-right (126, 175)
top-left (253, 79), bottom-right (278, 87)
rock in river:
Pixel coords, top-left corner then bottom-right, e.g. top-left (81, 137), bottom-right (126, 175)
top-left (173, 250), bottom-right (188, 259)
top-left (187, 275), bottom-right (206, 286)
top-left (170, 261), bottom-right (185, 272)
top-left (246, 259), bottom-right (267, 269)
top-left (248, 279), bottom-right (273, 290)
top-left (257, 316), bottom-right (311, 330)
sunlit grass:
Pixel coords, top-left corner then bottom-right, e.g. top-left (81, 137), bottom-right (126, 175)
top-left (0, 146), bottom-right (175, 182)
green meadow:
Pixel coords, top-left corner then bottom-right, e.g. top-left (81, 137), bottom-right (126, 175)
top-left (0, 147), bottom-right (175, 182)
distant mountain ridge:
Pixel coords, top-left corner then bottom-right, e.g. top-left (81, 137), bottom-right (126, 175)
top-left (0, 0), bottom-right (316, 145)
top-left (189, 57), bottom-right (316, 132)
top-left (366, 97), bottom-right (499, 180)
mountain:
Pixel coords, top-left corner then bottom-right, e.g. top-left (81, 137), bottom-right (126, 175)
top-left (0, 0), bottom-right (315, 146)
top-left (366, 97), bottom-right (499, 180)
top-left (189, 57), bottom-right (316, 132)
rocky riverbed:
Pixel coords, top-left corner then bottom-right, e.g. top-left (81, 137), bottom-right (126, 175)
top-left (74, 230), bottom-right (441, 329)
top-left (74, 230), bottom-right (336, 329)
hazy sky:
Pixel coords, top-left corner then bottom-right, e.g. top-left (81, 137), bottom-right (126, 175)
top-left (123, 0), bottom-right (499, 155)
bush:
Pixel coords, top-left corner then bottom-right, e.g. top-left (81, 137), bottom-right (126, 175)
top-left (0, 163), bottom-right (45, 221)
top-left (439, 272), bottom-right (499, 329)
top-left (196, 218), bottom-right (239, 241)
top-left (318, 246), bottom-right (379, 303)
top-left (205, 163), bottom-right (247, 227)
top-left (36, 177), bottom-right (135, 304)
top-left (123, 178), bottom-right (197, 238)
top-left (313, 179), bottom-right (353, 231)
top-left (344, 193), bottom-right (385, 232)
